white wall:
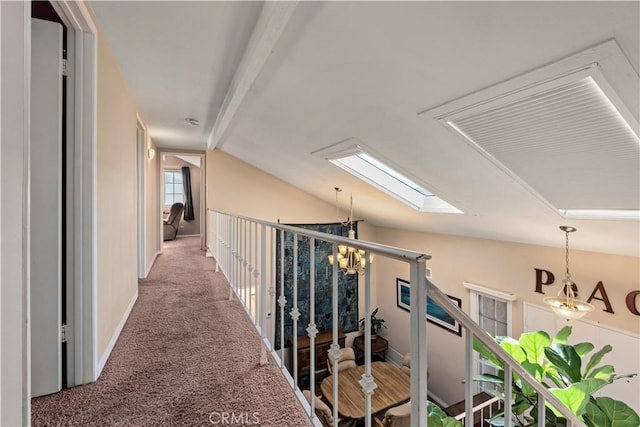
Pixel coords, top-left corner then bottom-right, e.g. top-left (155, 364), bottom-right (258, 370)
top-left (0, 2), bottom-right (30, 425)
top-left (375, 226), bottom-right (640, 406)
top-left (95, 22), bottom-right (140, 367)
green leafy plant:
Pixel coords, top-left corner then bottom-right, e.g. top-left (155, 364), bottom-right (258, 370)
top-left (427, 401), bottom-right (464, 427)
top-left (358, 307), bottom-right (386, 336)
top-left (474, 326), bottom-right (638, 427)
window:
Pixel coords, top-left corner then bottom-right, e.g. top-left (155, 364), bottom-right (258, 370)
top-left (164, 170), bottom-right (183, 206)
top-left (464, 281), bottom-right (516, 394)
top-left (312, 139), bottom-right (462, 214)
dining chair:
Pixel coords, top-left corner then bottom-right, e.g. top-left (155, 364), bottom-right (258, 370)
top-left (374, 401), bottom-right (411, 427)
top-left (302, 390), bottom-right (356, 427)
top-left (327, 347), bottom-right (357, 374)
top-left (400, 353), bottom-right (429, 379)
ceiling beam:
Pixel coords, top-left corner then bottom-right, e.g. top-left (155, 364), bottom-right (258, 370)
top-left (207, 1), bottom-right (298, 150)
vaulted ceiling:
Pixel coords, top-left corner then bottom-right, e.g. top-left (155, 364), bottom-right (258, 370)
top-left (91, 1), bottom-right (640, 257)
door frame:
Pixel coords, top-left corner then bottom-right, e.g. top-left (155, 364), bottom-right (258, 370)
top-left (136, 118), bottom-right (146, 278)
top-left (158, 149), bottom-right (207, 250)
top-left (0, 1), bottom-right (98, 424)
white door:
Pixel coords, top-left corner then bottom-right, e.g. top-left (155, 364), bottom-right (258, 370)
top-left (30, 18), bottom-right (63, 397)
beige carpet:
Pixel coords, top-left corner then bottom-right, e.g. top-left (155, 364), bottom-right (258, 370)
top-left (32, 236), bottom-right (313, 427)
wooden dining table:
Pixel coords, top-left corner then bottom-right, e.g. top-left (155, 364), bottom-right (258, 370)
top-left (320, 361), bottom-right (411, 420)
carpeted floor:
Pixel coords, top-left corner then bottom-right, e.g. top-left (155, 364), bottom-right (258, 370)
top-left (32, 236), bottom-right (313, 427)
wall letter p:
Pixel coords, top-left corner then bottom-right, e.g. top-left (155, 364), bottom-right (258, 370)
top-left (535, 268), bottom-right (555, 294)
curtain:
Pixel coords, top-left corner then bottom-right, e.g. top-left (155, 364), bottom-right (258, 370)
top-left (181, 166), bottom-right (195, 221)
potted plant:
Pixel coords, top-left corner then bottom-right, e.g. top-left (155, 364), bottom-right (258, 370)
top-left (473, 325), bottom-right (639, 427)
top-left (359, 307), bottom-right (386, 340)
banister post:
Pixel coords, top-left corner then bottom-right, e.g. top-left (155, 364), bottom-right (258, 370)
top-left (409, 261), bottom-right (428, 426)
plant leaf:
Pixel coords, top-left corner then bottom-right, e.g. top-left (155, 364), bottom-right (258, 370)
top-left (520, 331), bottom-right (551, 365)
top-left (579, 378), bottom-right (609, 395)
top-left (545, 344), bottom-right (582, 383)
top-left (427, 400), bottom-right (448, 419)
top-left (588, 397), bottom-right (640, 427)
top-left (574, 342), bottom-right (595, 357)
top-left (474, 374), bottom-right (505, 385)
top-left (474, 336), bottom-right (504, 369)
top-left (501, 340), bottom-right (527, 364)
top-left (543, 366), bottom-right (565, 387)
top-left (547, 382), bottom-right (590, 417)
top-left (584, 345), bottom-right (613, 377)
top-left (587, 365), bottom-right (615, 381)
top-left (441, 417), bottom-right (464, 427)
top-left (553, 325), bottom-right (572, 345)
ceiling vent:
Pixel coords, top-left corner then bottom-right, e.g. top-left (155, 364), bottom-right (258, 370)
top-left (422, 40), bottom-right (639, 219)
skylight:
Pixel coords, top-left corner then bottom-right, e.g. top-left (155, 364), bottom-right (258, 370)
top-left (313, 140), bottom-right (462, 214)
top-left (424, 48), bottom-right (640, 220)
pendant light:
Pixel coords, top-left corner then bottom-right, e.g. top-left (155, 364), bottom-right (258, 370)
top-left (543, 226), bottom-right (594, 320)
top-left (327, 188), bottom-right (367, 275)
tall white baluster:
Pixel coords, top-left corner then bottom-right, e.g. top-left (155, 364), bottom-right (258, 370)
top-left (328, 243), bottom-right (341, 427)
top-left (260, 224), bottom-right (267, 340)
top-left (268, 227), bottom-right (276, 347)
top-left (243, 219), bottom-right (248, 306)
top-left (278, 229), bottom-right (286, 368)
top-left (306, 237), bottom-right (318, 420)
top-left (290, 233), bottom-right (300, 387)
top-left (410, 263), bottom-right (428, 426)
top-left (359, 252), bottom-right (376, 427)
top-left (248, 221), bottom-right (254, 318)
top-left (465, 330), bottom-right (474, 427)
top-left (253, 221), bottom-right (259, 323)
top-left (504, 364), bottom-right (513, 427)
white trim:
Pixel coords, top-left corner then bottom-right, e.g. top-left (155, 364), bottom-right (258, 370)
top-left (96, 290), bottom-right (138, 377)
top-left (463, 281), bottom-right (517, 302)
top-left (159, 149), bottom-right (206, 250)
top-left (0, 4), bottom-right (4, 423)
top-left (145, 251), bottom-right (161, 278)
top-left (136, 120), bottom-right (146, 279)
top-left (0, 3), bottom-right (31, 424)
top-left (465, 281), bottom-right (516, 396)
top-left (51, 0), bottom-right (99, 385)
top-left (385, 345), bottom-right (404, 368)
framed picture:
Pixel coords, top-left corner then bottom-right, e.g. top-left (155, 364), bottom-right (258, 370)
top-left (396, 278), bottom-right (462, 336)
top-left (396, 278), bottom-right (411, 312)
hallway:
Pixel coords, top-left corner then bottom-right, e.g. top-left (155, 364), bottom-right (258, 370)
top-left (32, 237), bottom-right (312, 426)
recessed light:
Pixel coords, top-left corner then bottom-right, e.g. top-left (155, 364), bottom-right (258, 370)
top-left (185, 118), bottom-right (199, 126)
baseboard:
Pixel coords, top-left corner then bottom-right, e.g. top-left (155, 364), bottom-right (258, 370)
top-left (145, 251), bottom-right (161, 277)
top-left (176, 234), bottom-right (200, 238)
top-left (428, 391), bottom-right (448, 410)
top-left (96, 290), bottom-right (138, 378)
top-left (386, 345), bottom-right (404, 367)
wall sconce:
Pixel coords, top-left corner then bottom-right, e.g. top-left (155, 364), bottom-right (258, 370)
top-left (147, 148), bottom-right (156, 160)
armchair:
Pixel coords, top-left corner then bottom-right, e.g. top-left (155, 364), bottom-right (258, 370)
top-left (163, 202), bottom-right (184, 241)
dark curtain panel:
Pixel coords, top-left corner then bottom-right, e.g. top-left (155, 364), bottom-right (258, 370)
top-left (181, 166), bottom-right (195, 221)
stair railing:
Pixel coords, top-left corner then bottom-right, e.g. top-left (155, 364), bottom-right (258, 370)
top-left (208, 210), bottom-right (586, 427)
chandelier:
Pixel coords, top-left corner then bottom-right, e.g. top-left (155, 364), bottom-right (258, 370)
top-left (327, 188), bottom-right (367, 275)
top-left (543, 226), bottom-right (594, 320)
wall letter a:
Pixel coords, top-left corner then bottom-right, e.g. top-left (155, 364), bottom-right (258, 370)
top-left (587, 281), bottom-right (615, 313)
